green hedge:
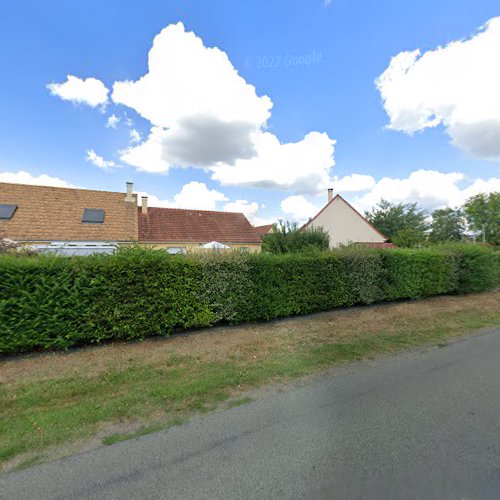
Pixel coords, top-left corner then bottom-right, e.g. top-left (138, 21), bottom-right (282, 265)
top-left (0, 244), bottom-right (497, 354)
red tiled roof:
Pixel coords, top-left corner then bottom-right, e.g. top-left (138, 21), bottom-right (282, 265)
top-left (254, 224), bottom-right (273, 237)
top-left (138, 207), bottom-right (262, 244)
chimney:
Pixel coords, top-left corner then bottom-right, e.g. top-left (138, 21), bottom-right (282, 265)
top-left (141, 196), bottom-right (148, 215)
top-left (327, 188), bottom-right (333, 203)
top-left (125, 182), bottom-right (134, 202)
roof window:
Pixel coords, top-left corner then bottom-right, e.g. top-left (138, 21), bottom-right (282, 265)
top-left (0, 204), bottom-right (17, 219)
top-left (82, 208), bottom-right (105, 224)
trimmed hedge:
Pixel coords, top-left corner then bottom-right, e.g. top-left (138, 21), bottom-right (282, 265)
top-left (0, 244), bottom-right (498, 354)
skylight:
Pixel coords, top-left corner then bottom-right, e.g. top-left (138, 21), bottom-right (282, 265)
top-left (0, 204), bottom-right (17, 219)
top-left (82, 208), bottom-right (105, 224)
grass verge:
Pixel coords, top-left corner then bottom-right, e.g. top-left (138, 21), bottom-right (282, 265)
top-left (1, 292), bottom-right (499, 471)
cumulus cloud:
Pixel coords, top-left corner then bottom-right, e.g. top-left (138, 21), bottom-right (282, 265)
top-left (171, 181), bottom-right (227, 209)
top-left (138, 181), bottom-right (228, 211)
top-left (85, 149), bottom-right (118, 170)
top-left (47, 75), bottom-right (109, 107)
top-left (129, 129), bottom-right (141, 144)
top-left (333, 173), bottom-right (375, 192)
top-left (0, 170), bottom-right (78, 188)
top-left (353, 169), bottom-right (500, 211)
top-left (211, 131), bottom-right (335, 194)
top-left (223, 199), bottom-right (259, 220)
top-left (106, 114), bottom-right (120, 128)
top-left (281, 195), bottom-right (320, 223)
top-left (376, 17), bottom-right (500, 161)
top-left (111, 22), bottom-right (335, 193)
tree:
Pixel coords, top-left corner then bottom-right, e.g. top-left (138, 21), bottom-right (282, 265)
top-left (391, 228), bottom-right (426, 248)
top-left (262, 220), bottom-right (330, 254)
top-left (464, 192), bottom-right (500, 246)
top-left (365, 200), bottom-right (428, 246)
top-left (428, 208), bottom-right (465, 243)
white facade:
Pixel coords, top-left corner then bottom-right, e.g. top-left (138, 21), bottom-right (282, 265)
top-left (304, 195), bottom-right (386, 248)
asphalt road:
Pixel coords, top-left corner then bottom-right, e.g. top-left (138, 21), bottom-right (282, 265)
top-left (2, 328), bottom-right (500, 500)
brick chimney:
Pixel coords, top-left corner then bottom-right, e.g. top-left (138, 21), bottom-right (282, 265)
top-left (327, 188), bottom-right (333, 203)
top-left (141, 196), bottom-right (148, 215)
top-left (125, 182), bottom-right (134, 202)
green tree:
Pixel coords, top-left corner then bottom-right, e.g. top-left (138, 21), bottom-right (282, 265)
top-left (365, 200), bottom-right (428, 246)
top-left (262, 220), bottom-right (330, 254)
top-left (428, 208), bottom-right (465, 243)
top-left (464, 192), bottom-right (500, 246)
top-left (391, 228), bottom-right (426, 248)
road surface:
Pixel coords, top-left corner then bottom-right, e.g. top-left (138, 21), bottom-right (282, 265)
top-left (2, 328), bottom-right (500, 499)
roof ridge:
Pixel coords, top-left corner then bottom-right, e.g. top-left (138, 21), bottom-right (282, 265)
top-left (0, 181), bottom-right (132, 197)
top-left (138, 206), bottom-right (245, 216)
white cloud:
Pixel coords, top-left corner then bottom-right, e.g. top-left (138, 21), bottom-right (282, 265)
top-left (129, 129), bottom-right (141, 144)
top-left (0, 170), bottom-right (77, 188)
top-left (377, 17), bottom-right (500, 161)
top-left (47, 75), bottom-right (109, 107)
top-left (106, 114), bottom-right (120, 128)
top-left (111, 22), bottom-right (335, 193)
top-left (119, 127), bottom-right (169, 173)
top-left (333, 173), bottom-right (375, 192)
top-left (281, 195), bottom-right (320, 224)
top-left (136, 182), bottom-right (271, 219)
top-left (112, 22), bottom-right (271, 131)
top-left (171, 181), bottom-right (227, 210)
top-left (353, 169), bottom-right (500, 211)
top-left (211, 131), bottom-right (335, 194)
top-left (223, 199), bottom-right (259, 219)
top-left (138, 181), bottom-right (228, 211)
top-left (85, 149), bottom-right (118, 170)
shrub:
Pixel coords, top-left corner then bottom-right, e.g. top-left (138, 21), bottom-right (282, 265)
top-left (262, 220), bottom-right (330, 254)
top-left (0, 244), bottom-right (497, 354)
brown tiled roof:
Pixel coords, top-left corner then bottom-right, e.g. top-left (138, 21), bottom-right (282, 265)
top-left (254, 224), bottom-right (274, 237)
top-left (0, 182), bottom-right (138, 242)
top-left (138, 207), bottom-right (262, 244)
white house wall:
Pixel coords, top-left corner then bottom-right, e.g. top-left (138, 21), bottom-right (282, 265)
top-left (308, 197), bottom-right (385, 247)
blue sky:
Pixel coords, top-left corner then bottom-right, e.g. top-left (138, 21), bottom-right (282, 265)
top-left (1, 0), bottom-right (499, 224)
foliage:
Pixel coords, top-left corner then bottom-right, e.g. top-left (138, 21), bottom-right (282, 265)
top-left (0, 244), bottom-right (497, 354)
top-left (392, 227), bottom-right (426, 248)
top-left (429, 208), bottom-right (465, 243)
top-left (365, 199), bottom-right (428, 245)
top-left (464, 192), bottom-right (500, 246)
top-left (261, 220), bottom-right (330, 254)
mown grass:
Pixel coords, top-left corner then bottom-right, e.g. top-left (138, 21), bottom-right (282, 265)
top-left (1, 292), bottom-right (499, 470)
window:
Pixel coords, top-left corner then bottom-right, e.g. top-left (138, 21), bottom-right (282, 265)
top-left (0, 204), bottom-right (17, 219)
top-left (82, 208), bottom-right (105, 224)
top-left (239, 247), bottom-right (250, 254)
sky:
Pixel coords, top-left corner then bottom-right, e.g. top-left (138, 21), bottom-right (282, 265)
top-left (1, 0), bottom-right (499, 225)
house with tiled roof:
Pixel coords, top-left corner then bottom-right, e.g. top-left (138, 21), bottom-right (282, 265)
top-left (137, 196), bottom-right (262, 253)
top-left (0, 182), bottom-right (261, 254)
top-left (301, 189), bottom-right (393, 248)
top-left (254, 224), bottom-right (274, 240)
top-left (0, 181), bottom-right (138, 254)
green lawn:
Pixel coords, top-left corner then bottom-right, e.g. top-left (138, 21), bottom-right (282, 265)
top-left (1, 291), bottom-right (499, 471)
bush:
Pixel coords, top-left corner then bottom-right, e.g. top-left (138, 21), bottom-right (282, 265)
top-left (262, 220), bottom-right (330, 254)
top-left (0, 244), bottom-right (497, 354)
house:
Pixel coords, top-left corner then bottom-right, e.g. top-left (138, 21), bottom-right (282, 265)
top-left (0, 181), bottom-right (137, 254)
top-left (254, 224), bottom-right (274, 239)
top-left (0, 182), bottom-right (262, 254)
top-left (137, 196), bottom-right (262, 253)
top-left (301, 189), bottom-right (392, 248)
